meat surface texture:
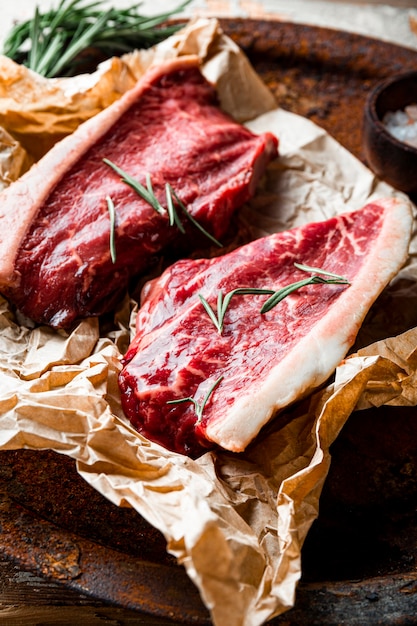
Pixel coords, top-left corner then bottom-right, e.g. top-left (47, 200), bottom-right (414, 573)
top-left (0, 56), bottom-right (278, 328)
top-left (119, 197), bottom-right (413, 457)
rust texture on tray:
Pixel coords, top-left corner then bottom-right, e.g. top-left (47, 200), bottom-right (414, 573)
top-left (1, 19), bottom-right (417, 626)
top-left (221, 19), bottom-right (417, 162)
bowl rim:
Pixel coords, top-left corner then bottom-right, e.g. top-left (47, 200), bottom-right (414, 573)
top-left (365, 69), bottom-right (417, 156)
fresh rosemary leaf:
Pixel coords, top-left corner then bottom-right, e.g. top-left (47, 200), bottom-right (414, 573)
top-left (293, 262), bottom-right (349, 279)
top-left (27, 7), bottom-right (41, 71)
top-left (3, 0), bottom-right (191, 78)
top-left (105, 195), bottom-right (117, 263)
top-left (199, 287), bottom-right (274, 334)
top-left (103, 159), bottom-right (222, 246)
top-left (167, 376), bottom-right (223, 422)
top-left (144, 172), bottom-right (164, 214)
top-left (165, 183), bottom-right (185, 232)
top-left (260, 264), bottom-right (350, 314)
top-left (198, 293), bottom-right (223, 333)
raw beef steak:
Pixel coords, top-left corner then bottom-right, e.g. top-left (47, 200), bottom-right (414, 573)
top-left (119, 198), bottom-right (412, 457)
top-left (0, 57), bottom-right (278, 328)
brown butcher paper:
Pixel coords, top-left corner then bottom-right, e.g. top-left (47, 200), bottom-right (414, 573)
top-left (0, 18), bottom-right (416, 626)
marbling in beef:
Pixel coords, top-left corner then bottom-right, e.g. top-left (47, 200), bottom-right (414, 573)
top-left (0, 57), bottom-right (278, 328)
top-left (119, 198), bottom-right (412, 457)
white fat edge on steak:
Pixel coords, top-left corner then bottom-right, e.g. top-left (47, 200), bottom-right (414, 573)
top-left (0, 55), bottom-right (202, 287)
top-left (204, 197), bottom-right (414, 452)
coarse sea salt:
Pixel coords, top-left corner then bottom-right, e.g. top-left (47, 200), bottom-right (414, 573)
top-left (383, 104), bottom-right (417, 148)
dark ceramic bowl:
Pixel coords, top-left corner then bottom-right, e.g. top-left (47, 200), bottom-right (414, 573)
top-left (363, 70), bottom-right (417, 196)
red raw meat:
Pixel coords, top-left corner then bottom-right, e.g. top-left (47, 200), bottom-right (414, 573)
top-left (119, 198), bottom-right (412, 457)
top-left (0, 57), bottom-right (278, 328)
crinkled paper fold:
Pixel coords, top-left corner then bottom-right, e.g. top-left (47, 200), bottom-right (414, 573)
top-left (0, 17), bottom-right (417, 626)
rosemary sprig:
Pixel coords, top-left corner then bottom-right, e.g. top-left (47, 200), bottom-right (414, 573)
top-left (167, 376), bottom-right (223, 423)
top-left (103, 159), bottom-right (222, 247)
top-left (260, 263), bottom-right (350, 313)
top-left (199, 288), bottom-right (274, 334)
top-left (199, 263), bottom-right (350, 332)
top-left (105, 195), bottom-right (116, 263)
top-left (2, 0), bottom-right (191, 78)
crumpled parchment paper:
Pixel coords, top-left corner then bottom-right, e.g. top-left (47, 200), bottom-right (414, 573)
top-left (0, 17), bottom-right (416, 626)
top-left (0, 125), bottom-right (32, 189)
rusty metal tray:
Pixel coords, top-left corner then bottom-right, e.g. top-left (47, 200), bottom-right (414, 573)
top-left (1, 18), bottom-right (417, 625)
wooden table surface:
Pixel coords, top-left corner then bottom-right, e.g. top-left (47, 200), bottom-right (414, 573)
top-left (1, 2), bottom-right (417, 625)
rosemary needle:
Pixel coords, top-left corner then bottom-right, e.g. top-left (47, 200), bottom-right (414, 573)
top-left (167, 376), bottom-right (224, 423)
top-left (165, 183), bottom-right (185, 232)
top-left (105, 195), bottom-right (117, 263)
